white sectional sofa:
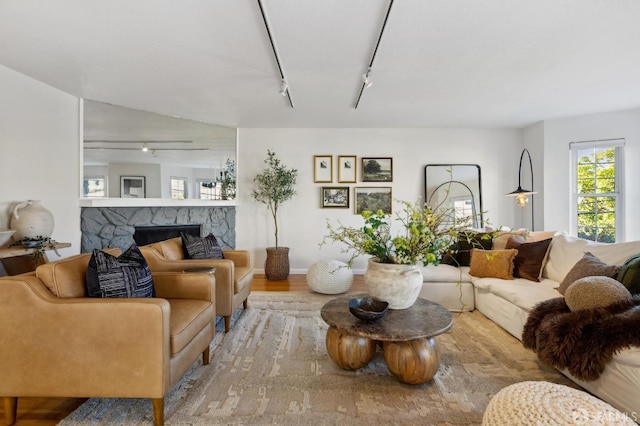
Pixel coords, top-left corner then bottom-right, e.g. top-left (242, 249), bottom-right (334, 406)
top-left (418, 231), bottom-right (640, 417)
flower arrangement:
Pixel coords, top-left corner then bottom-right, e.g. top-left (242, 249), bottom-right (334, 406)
top-left (322, 200), bottom-right (477, 266)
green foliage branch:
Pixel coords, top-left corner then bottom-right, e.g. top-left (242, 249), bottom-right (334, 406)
top-left (322, 200), bottom-right (477, 266)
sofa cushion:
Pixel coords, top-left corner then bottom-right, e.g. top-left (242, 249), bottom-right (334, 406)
top-left (564, 276), bottom-right (631, 312)
top-left (469, 249), bottom-right (518, 280)
top-left (473, 277), bottom-right (561, 312)
top-left (543, 233), bottom-right (640, 282)
top-left (558, 252), bottom-right (620, 295)
top-left (86, 245), bottom-right (156, 298)
top-left (418, 264), bottom-right (473, 283)
top-left (181, 232), bottom-right (224, 260)
top-left (616, 254), bottom-right (640, 295)
top-left (492, 228), bottom-right (528, 250)
top-left (506, 238), bottom-right (552, 282)
top-left (167, 298), bottom-right (215, 355)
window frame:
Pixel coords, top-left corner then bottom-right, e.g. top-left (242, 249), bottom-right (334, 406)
top-left (170, 176), bottom-right (188, 200)
top-left (569, 139), bottom-right (624, 243)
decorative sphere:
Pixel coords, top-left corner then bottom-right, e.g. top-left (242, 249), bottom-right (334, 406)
top-left (307, 260), bottom-right (353, 294)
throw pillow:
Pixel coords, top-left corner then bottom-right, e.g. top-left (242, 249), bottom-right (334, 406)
top-left (557, 252), bottom-right (620, 295)
top-left (491, 228), bottom-right (528, 250)
top-left (469, 248), bottom-right (518, 280)
top-left (505, 237), bottom-right (552, 282)
top-left (181, 232), bottom-right (224, 260)
top-left (86, 244), bottom-right (155, 298)
top-left (616, 254), bottom-right (640, 295)
top-left (441, 232), bottom-right (493, 266)
top-left (564, 276), bottom-right (631, 312)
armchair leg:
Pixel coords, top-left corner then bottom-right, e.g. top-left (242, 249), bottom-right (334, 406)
top-left (224, 316), bottom-right (231, 333)
top-left (202, 346), bottom-right (210, 365)
top-left (3, 397), bottom-right (17, 425)
top-left (151, 398), bottom-right (164, 426)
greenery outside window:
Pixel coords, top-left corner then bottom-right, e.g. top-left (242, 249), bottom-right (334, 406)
top-left (170, 177), bottom-right (188, 200)
top-left (570, 139), bottom-right (624, 243)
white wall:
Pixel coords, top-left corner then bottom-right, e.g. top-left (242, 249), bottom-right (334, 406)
top-left (541, 108), bottom-right (640, 241)
top-left (0, 65), bottom-right (79, 257)
top-left (237, 128), bottom-right (522, 274)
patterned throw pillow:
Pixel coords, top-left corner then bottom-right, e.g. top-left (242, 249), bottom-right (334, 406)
top-left (505, 238), bottom-right (552, 282)
top-left (469, 248), bottom-right (518, 280)
top-left (557, 252), bottom-right (620, 295)
top-left (86, 244), bottom-right (155, 298)
top-left (181, 232), bottom-right (224, 260)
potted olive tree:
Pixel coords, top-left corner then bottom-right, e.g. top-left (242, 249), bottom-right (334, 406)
top-left (253, 150), bottom-right (298, 280)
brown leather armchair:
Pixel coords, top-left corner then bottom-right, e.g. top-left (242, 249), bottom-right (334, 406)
top-left (140, 237), bottom-right (253, 332)
top-left (0, 250), bottom-right (216, 426)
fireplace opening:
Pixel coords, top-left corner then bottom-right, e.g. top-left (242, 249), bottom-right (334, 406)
top-left (133, 224), bottom-right (201, 246)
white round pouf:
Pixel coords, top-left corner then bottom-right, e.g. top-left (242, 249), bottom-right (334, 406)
top-left (306, 260), bottom-right (353, 294)
top-left (483, 381), bottom-right (635, 425)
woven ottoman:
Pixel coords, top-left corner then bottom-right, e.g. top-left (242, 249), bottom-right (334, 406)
top-left (306, 260), bottom-right (353, 294)
top-left (483, 381), bottom-right (635, 425)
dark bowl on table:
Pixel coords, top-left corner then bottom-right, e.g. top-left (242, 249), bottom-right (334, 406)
top-left (349, 296), bottom-right (389, 322)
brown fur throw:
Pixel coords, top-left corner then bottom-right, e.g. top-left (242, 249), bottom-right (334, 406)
top-left (523, 295), bottom-right (640, 381)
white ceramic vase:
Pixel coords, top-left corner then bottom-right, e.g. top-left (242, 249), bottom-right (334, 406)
top-left (10, 200), bottom-right (55, 240)
top-left (364, 258), bottom-right (423, 310)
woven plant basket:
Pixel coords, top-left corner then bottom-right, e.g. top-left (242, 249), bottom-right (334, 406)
top-left (265, 247), bottom-right (290, 280)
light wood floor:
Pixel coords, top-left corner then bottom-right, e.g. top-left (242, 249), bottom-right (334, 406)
top-left (1, 274), bottom-right (365, 425)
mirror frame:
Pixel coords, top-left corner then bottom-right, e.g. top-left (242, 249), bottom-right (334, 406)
top-left (424, 164), bottom-right (483, 228)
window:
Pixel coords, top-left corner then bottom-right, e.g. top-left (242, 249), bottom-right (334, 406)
top-left (83, 176), bottom-right (106, 197)
top-left (570, 139), bottom-right (624, 243)
top-left (170, 177), bottom-right (188, 200)
top-left (197, 179), bottom-right (218, 200)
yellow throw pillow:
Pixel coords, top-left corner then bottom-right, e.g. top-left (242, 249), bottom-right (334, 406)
top-left (469, 248), bottom-right (518, 280)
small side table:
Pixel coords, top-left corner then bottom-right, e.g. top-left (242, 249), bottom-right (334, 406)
top-left (0, 242), bottom-right (71, 276)
top-left (321, 294), bottom-right (453, 385)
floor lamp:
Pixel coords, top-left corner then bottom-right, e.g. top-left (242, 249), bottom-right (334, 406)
top-left (506, 148), bottom-right (537, 230)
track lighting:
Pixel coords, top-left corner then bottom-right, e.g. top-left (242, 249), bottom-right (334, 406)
top-left (363, 68), bottom-right (373, 88)
top-left (142, 143), bottom-right (149, 152)
top-left (279, 79), bottom-right (288, 96)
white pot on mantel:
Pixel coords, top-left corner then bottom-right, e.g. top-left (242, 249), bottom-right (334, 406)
top-left (364, 258), bottom-right (423, 310)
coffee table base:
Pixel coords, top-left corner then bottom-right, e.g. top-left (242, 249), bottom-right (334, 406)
top-left (325, 326), bottom-right (376, 370)
top-left (383, 338), bottom-right (440, 385)
top-left (326, 327), bottom-right (441, 384)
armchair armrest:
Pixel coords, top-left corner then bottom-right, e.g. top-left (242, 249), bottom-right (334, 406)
top-left (0, 276), bottom-right (171, 398)
top-left (152, 271), bottom-right (215, 302)
top-left (222, 250), bottom-right (252, 268)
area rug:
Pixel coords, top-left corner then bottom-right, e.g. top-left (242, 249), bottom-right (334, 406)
top-left (60, 291), bottom-right (579, 425)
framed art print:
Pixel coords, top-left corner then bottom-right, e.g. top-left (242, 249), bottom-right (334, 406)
top-left (120, 176), bottom-right (146, 198)
top-left (362, 157), bottom-right (393, 182)
top-left (314, 155), bottom-right (333, 183)
top-left (354, 186), bottom-right (392, 214)
top-left (338, 155), bottom-right (357, 183)
top-left (322, 186), bottom-right (350, 208)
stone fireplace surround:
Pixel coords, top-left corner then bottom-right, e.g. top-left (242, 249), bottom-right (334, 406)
top-left (81, 206), bottom-right (235, 253)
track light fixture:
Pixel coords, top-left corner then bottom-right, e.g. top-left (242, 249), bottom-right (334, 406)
top-left (257, 0), bottom-right (294, 108)
top-left (355, 0), bottom-right (394, 109)
top-left (142, 143), bottom-right (149, 152)
top-left (363, 68), bottom-right (373, 88)
top-left (279, 79), bottom-right (288, 96)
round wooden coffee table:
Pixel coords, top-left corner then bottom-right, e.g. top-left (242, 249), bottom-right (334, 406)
top-left (320, 294), bottom-right (453, 385)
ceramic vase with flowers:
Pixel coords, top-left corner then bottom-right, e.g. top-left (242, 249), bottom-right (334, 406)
top-left (323, 201), bottom-right (475, 309)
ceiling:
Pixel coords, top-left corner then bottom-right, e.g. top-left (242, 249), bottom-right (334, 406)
top-left (1, 0), bottom-right (639, 129)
